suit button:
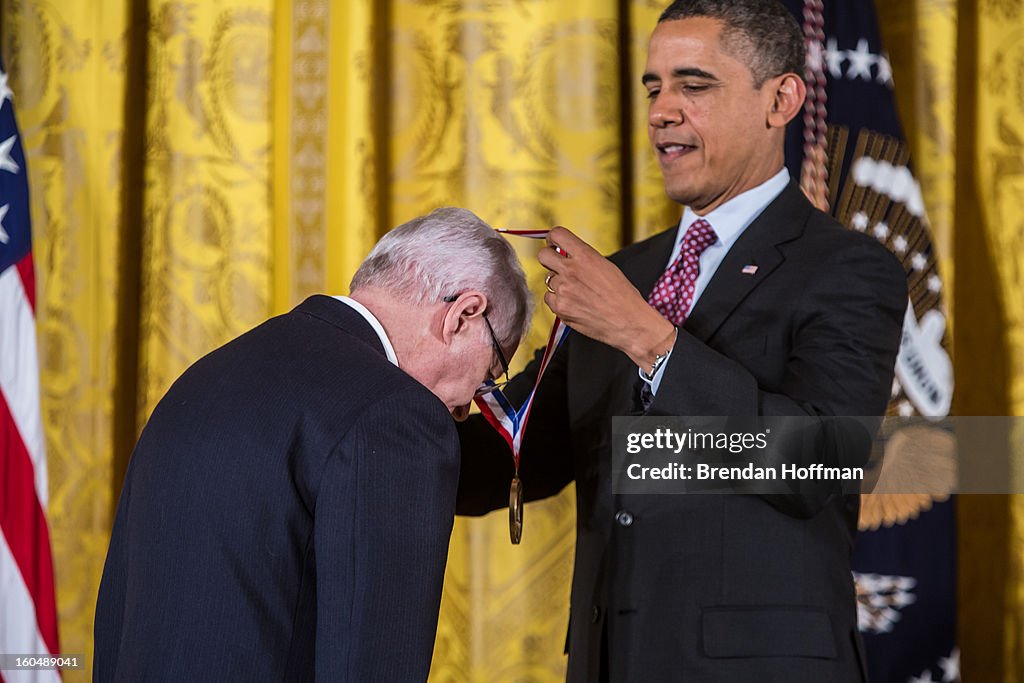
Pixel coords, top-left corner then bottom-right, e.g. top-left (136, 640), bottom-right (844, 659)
top-left (615, 510), bottom-right (634, 527)
top-left (591, 605), bottom-right (602, 623)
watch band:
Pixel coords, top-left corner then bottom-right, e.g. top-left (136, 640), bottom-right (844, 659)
top-left (641, 328), bottom-right (677, 381)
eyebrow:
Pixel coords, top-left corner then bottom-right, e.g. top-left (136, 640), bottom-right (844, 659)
top-left (642, 67), bottom-right (719, 85)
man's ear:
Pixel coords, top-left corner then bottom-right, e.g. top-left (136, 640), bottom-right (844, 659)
top-left (441, 291), bottom-right (488, 346)
top-left (766, 73), bottom-right (806, 129)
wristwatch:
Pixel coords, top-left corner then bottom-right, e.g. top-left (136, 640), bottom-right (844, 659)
top-left (641, 328), bottom-right (677, 381)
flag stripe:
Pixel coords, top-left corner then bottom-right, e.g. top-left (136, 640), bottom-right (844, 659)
top-left (0, 533), bottom-right (61, 683)
top-left (0, 267), bottom-right (47, 506)
top-left (15, 253), bottom-right (35, 313)
top-left (0, 393), bottom-right (60, 656)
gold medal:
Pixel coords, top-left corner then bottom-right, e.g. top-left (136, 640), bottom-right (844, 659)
top-left (509, 475), bottom-right (524, 544)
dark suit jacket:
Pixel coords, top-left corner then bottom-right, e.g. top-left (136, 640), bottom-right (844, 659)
top-left (94, 295), bottom-right (460, 682)
top-left (457, 183), bottom-right (907, 682)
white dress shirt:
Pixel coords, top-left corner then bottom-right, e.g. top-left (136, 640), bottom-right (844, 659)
top-left (645, 168), bottom-right (791, 394)
top-left (333, 296), bottom-right (400, 367)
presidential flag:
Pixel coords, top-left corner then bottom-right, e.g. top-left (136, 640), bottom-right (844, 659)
top-left (780, 2), bottom-right (958, 681)
top-left (0, 57), bottom-right (62, 682)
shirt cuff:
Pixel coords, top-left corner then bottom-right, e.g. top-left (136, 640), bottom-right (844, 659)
top-left (637, 348), bottom-right (673, 396)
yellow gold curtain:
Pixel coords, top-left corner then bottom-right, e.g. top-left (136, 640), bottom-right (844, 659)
top-left (959, 2), bottom-right (1024, 678)
top-left (138, 0), bottom-right (273, 419)
top-left (3, 0), bottom-right (1024, 680)
top-left (878, 1), bottom-right (1024, 679)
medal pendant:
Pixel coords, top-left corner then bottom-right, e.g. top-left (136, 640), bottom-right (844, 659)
top-left (509, 475), bottom-right (524, 544)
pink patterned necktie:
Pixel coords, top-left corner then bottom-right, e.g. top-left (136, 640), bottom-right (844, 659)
top-left (647, 219), bottom-right (718, 326)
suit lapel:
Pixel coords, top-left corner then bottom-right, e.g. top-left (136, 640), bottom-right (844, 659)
top-left (684, 182), bottom-right (812, 344)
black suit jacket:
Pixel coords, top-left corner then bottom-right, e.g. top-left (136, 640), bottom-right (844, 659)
top-left (94, 295), bottom-right (460, 682)
top-left (457, 183), bottom-right (907, 682)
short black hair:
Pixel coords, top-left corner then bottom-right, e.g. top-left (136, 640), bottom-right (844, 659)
top-left (658, 0), bottom-right (805, 87)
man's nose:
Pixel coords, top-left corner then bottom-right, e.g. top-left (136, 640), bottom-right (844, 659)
top-left (649, 97), bottom-right (683, 128)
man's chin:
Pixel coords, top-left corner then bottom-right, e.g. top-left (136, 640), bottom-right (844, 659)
top-left (664, 185), bottom-right (699, 207)
top-left (667, 185), bottom-right (722, 214)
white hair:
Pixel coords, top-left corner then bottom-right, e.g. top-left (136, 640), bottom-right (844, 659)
top-left (350, 207), bottom-right (533, 346)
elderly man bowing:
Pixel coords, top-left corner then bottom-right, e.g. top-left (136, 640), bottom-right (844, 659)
top-left (94, 208), bottom-right (531, 682)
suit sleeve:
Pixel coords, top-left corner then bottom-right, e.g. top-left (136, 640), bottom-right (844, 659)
top-left (314, 388), bottom-right (459, 681)
top-left (456, 336), bottom-right (575, 516)
top-left (648, 238), bottom-right (907, 517)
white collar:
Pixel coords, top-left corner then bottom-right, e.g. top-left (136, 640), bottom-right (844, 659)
top-left (677, 168), bottom-right (790, 247)
top-left (332, 296), bottom-right (400, 367)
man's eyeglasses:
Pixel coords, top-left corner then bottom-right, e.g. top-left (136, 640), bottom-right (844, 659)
top-left (444, 294), bottom-right (510, 397)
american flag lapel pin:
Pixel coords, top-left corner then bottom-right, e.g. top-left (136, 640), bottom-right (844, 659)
top-left (741, 264), bottom-right (758, 275)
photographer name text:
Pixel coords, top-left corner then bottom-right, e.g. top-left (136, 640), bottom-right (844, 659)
top-left (625, 462), bottom-right (864, 481)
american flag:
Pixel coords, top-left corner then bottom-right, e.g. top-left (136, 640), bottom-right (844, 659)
top-left (0, 58), bottom-right (61, 681)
